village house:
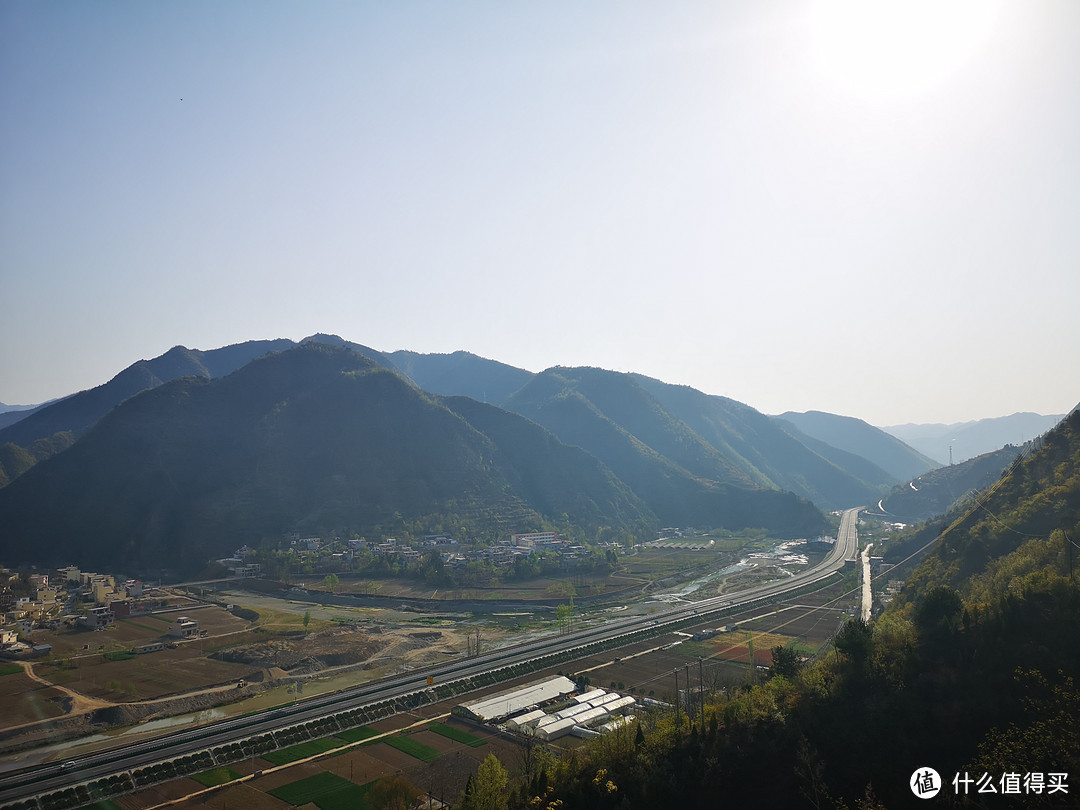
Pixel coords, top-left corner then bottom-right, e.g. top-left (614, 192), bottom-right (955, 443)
top-left (168, 616), bottom-right (199, 639)
top-left (82, 605), bottom-right (114, 629)
top-left (510, 531), bottom-right (560, 548)
top-left (124, 580), bottom-right (145, 598)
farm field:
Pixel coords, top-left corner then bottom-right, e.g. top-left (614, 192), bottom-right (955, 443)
top-left (42, 579), bottom-right (855, 809)
top-left (1, 535), bottom-right (852, 802)
top-left (268, 771), bottom-right (370, 809)
top-left (555, 578), bottom-right (856, 699)
top-left (166, 715), bottom-right (513, 809)
top-left (31, 643), bottom-right (255, 702)
top-left (0, 669), bottom-right (69, 725)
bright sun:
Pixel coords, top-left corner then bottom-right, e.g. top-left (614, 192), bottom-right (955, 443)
top-left (809, 0), bottom-right (1002, 99)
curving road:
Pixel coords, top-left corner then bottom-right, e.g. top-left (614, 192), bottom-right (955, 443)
top-left (0, 508), bottom-right (861, 803)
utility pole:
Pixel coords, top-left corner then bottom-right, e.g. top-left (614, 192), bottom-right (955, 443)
top-left (698, 657), bottom-right (705, 730)
top-left (747, 631), bottom-right (756, 682)
top-left (673, 668), bottom-right (680, 728)
top-left (684, 663), bottom-right (691, 730)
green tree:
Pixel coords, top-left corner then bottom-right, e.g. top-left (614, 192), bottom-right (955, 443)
top-left (461, 753), bottom-right (508, 810)
top-left (914, 585), bottom-right (963, 638)
top-left (768, 644), bottom-right (803, 680)
top-left (323, 573), bottom-right (339, 593)
top-left (302, 610), bottom-right (311, 630)
top-left (833, 619), bottom-right (873, 672)
top-left (368, 774), bottom-right (420, 810)
top-left (555, 603), bottom-right (573, 634)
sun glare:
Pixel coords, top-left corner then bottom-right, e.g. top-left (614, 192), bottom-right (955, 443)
top-left (809, 0), bottom-right (1002, 99)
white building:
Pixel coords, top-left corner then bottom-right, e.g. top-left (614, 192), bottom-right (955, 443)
top-left (510, 532), bottom-right (559, 547)
top-left (168, 616), bottom-right (199, 639)
top-left (455, 676), bottom-right (576, 723)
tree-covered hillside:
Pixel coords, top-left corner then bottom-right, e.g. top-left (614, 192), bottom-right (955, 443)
top-left (505, 367), bottom-right (828, 536)
top-left (0, 345), bottom-right (654, 575)
top-left (461, 410), bottom-right (1080, 809)
top-left (776, 409), bottom-right (938, 481)
top-left (876, 444), bottom-right (1024, 523)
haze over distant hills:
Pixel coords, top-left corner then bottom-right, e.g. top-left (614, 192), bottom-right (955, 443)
top-left (0, 400), bottom-right (57, 431)
top-left (881, 412), bottom-right (1066, 465)
top-left (0, 332), bottom-right (1058, 576)
top-left (869, 445), bottom-right (1025, 523)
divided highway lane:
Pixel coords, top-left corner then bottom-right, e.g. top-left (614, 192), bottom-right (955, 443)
top-left (1, 508), bottom-right (861, 802)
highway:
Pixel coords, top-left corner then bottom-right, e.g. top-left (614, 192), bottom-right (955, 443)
top-left (0, 508), bottom-right (861, 804)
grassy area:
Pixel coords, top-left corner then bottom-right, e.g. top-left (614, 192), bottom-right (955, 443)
top-left (261, 736), bottom-right (345, 766)
top-left (39, 651), bottom-right (251, 701)
top-left (119, 619), bottom-right (164, 633)
top-left (190, 767), bottom-right (243, 787)
top-left (268, 771), bottom-right (370, 809)
top-left (429, 723), bottom-right (486, 748)
top-left (247, 606), bottom-right (331, 633)
top-left (313, 783), bottom-right (373, 810)
top-left (0, 664), bottom-right (22, 677)
top-left (335, 725), bottom-right (380, 743)
top-left (382, 735), bottom-right (440, 763)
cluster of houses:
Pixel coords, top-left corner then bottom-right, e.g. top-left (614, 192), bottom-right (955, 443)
top-left (215, 544), bottom-right (263, 578)
top-left (224, 531), bottom-right (621, 579)
top-left (366, 531), bottom-right (623, 573)
top-left (0, 564), bottom-right (172, 658)
top-left (1, 568), bottom-right (67, 656)
top-left (54, 566), bottom-right (157, 628)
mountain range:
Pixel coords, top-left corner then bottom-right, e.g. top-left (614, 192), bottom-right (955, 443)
top-left (0, 345), bottom-right (660, 573)
top-left (0, 333), bottom-right (1033, 576)
top-left (881, 412), bottom-right (1065, 465)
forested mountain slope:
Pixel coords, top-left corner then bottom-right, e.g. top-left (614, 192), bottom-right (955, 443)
top-left (492, 410), bottom-right (1080, 809)
top-left (0, 345), bottom-right (654, 574)
top-left (776, 409), bottom-right (938, 480)
top-left (504, 367), bottom-right (828, 535)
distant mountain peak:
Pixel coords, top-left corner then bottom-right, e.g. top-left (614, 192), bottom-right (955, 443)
top-left (881, 412), bottom-right (1066, 465)
top-left (301, 333), bottom-right (347, 345)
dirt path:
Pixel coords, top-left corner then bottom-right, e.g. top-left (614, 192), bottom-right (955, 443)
top-left (18, 661), bottom-right (112, 715)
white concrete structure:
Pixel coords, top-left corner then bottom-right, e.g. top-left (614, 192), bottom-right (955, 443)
top-left (571, 706), bottom-right (610, 727)
top-left (168, 616), bottom-right (199, 639)
top-left (588, 692), bottom-right (624, 708)
top-left (553, 703), bottom-right (594, 721)
top-left (505, 709), bottom-right (547, 731)
top-left (604, 695), bottom-right (637, 713)
top-left (598, 715), bottom-right (636, 733)
top-left (533, 717), bottom-right (576, 741)
top-left (456, 676), bottom-right (576, 723)
top-left (574, 688), bottom-right (606, 704)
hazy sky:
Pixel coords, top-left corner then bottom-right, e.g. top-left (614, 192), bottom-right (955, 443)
top-left (2, 1), bottom-right (1078, 425)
